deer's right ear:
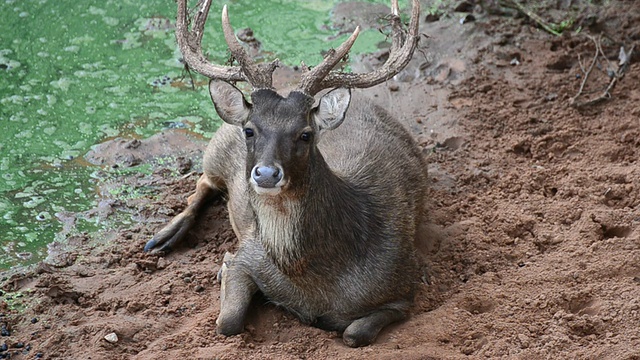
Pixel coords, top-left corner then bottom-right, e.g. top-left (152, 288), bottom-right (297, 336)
top-left (209, 80), bottom-right (251, 126)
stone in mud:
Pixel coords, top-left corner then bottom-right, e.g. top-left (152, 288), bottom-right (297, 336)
top-left (104, 333), bottom-right (118, 343)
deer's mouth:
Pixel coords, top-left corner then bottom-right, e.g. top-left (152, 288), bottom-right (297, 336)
top-left (249, 177), bottom-right (288, 196)
top-left (251, 184), bottom-right (283, 196)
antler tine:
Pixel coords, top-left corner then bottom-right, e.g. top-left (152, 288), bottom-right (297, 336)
top-left (297, 26), bottom-right (361, 95)
top-left (175, 0), bottom-right (279, 89)
top-left (176, 0), bottom-right (244, 82)
top-left (298, 0), bottom-right (421, 96)
top-left (388, 0), bottom-right (404, 55)
top-left (221, 5), bottom-right (279, 89)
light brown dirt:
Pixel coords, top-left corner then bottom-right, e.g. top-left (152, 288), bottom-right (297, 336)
top-left (2, 1), bottom-right (639, 359)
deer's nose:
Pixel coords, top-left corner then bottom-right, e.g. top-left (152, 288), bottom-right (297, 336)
top-left (251, 164), bottom-right (283, 188)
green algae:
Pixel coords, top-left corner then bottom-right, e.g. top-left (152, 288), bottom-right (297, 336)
top-left (0, 0), bottom-right (397, 268)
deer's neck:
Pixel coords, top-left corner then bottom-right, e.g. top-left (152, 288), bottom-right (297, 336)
top-left (251, 154), bottom-right (355, 276)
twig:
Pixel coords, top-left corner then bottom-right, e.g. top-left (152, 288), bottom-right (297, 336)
top-left (180, 171), bottom-right (196, 180)
top-left (570, 37), bottom-right (635, 108)
top-left (581, 44), bottom-right (634, 106)
top-left (569, 35), bottom-right (600, 106)
top-left (499, 0), bottom-right (561, 36)
top-left (577, 54), bottom-right (586, 74)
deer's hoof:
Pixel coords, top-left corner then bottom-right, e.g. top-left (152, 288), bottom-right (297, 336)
top-left (143, 238), bottom-right (159, 253)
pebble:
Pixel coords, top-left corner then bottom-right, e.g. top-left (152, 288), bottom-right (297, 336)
top-left (156, 257), bottom-right (169, 270)
top-left (459, 14), bottom-right (475, 24)
top-left (425, 13), bottom-right (440, 22)
top-left (0, 325), bottom-right (9, 337)
top-left (104, 332), bottom-right (119, 343)
top-left (124, 139), bottom-right (141, 149)
top-left (161, 284), bottom-right (172, 295)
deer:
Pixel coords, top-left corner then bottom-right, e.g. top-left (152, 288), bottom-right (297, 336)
top-left (144, 0), bottom-right (426, 347)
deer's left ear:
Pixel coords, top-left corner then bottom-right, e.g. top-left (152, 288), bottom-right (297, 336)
top-left (312, 88), bottom-right (351, 132)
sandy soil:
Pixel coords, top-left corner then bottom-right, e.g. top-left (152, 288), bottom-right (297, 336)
top-left (2, 1), bottom-right (639, 359)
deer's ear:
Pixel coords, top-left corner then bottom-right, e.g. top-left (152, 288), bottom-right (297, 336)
top-left (209, 80), bottom-right (251, 126)
top-left (312, 88), bottom-right (351, 132)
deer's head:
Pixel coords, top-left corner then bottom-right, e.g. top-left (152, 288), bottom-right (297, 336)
top-left (176, 0), bottom-right (420, 196)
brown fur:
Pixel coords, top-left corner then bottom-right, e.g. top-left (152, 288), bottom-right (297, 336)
top-left (145, 84), bottom-right (427, 347)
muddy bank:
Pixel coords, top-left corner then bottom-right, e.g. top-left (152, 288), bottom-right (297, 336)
top-left (1, 1), bottom-right (640, 359)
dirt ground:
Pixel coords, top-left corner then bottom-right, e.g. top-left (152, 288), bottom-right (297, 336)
top-left (2, 1), bottom-right (639, 359)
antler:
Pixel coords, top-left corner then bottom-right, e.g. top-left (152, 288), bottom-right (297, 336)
top-left (175, 0), bottom-right (419, 94)
top-left (297, 0), bottom-right (421, 95)
top-left (175, 0), bottom-right (279, 89)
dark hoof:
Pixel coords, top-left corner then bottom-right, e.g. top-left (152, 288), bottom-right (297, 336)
top-left (215, 319), bottom-right (244, 337)
top-left (343, 333), bottom-right (373, 348)
top-left (143, 238), bottom-right (158, 253)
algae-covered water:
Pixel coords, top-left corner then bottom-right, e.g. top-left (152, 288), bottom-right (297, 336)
top-left (0, 0), bottom-right (392, 269)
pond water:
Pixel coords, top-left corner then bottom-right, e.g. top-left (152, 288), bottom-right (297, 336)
top-left (0, 0), bottom-right (392, 269)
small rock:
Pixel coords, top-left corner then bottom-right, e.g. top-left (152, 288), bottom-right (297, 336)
top-left (442, 136), bottom-right (465, 151)
top-left (194, 285), bottom-right (205, 293)
top-left (104, 332), bottom-right (118, 343)
top-left (126, 301), bottom-right (145, 313)
top-left (127, 263), bottom-right (140, 274)
top-left (478, 83), bottom-right (492, 93)
top-left (454, 1), bottom-right (474, 12)
top-left (176, 156), bottom-right (192, 174)
top-left (388, 83), bottom-right (399, 92)
top-left (156, 257), bottom-right (169, 270)
top-left (115, 153), bottom-right (142, 167)
top-left (425, 13), bottom-right (440, 22)
top-left (237, 27), bottom-right (261, 50)
top-left (161, 284), bottom-right (172, 295)
top-left (124, 139), bottom-right (141, 149)
top-left (1, 324), bottom-right (10, 337)
top-left (459, 14), bottom-right (475, 24)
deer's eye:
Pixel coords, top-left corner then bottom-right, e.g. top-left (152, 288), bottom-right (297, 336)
top-left (300, 132), bottom-right (312, 142)
top-left (244, 128), bottom-right (254, 138)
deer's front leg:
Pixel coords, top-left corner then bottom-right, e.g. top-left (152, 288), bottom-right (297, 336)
top-left (216, 251), bottom-right (258, 336)
top-left (144, 174), bottom-right (221, 253)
